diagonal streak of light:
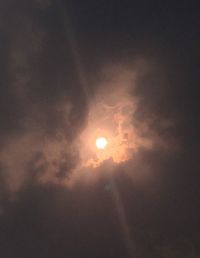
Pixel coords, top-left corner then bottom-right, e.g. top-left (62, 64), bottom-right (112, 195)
top-left (109, 173), bottom-right (136, 258)
top-left (57, 2), bottom-right (135, 256)
top-left (56, 0), bottom-right (90, 100)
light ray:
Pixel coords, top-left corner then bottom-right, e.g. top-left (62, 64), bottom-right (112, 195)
top-left (109, 173), bottom-right (136, 258)
top-left (56, 0), bottom-right (90, 100)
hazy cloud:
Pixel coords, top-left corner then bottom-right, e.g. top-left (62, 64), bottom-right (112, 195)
top-left (0, 1), bottom-right (199, 257)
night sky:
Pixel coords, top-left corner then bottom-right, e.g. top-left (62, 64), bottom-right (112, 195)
top-left (0, 1), bottom-right (200, 257)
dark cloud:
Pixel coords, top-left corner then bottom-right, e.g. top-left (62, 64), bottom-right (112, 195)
top-left (0, 0), bottom-right (200, 257)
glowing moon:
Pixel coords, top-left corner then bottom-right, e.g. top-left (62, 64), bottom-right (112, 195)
top-left (96, 137), bottom-right (108, 149)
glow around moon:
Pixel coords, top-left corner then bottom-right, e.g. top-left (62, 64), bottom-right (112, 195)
top-left (79, 66), bottom-right (154, 169)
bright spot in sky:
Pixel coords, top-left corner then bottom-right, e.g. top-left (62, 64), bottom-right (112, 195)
top-left (96, 137), bottom-right (108, 149)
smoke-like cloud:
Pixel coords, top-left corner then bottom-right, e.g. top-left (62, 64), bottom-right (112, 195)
top-left (0, 53), bottom-right (178, 192)
top-left (0, 1), bottom-right (199, 257)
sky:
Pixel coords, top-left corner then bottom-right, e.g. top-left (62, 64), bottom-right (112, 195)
top-left (0, 1), bottom-right (200, 257)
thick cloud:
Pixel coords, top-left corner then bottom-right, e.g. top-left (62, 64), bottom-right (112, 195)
top-left (0, 1), bottom-right (199, 257)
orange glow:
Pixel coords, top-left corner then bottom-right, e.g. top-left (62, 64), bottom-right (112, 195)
top-left (79, 96), bottom-right (137, 168)
top-left (78, 66), bottom-right (153, 169)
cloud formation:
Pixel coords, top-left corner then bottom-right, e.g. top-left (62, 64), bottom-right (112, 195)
top-left (0, 1), bottom-right (199, 257)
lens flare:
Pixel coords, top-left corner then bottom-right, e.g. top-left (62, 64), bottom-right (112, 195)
top-left (96, 137), bottom-right (108, 149)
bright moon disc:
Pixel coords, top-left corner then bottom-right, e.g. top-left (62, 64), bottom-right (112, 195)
top-left (96, 137), bottom-right (108, 149)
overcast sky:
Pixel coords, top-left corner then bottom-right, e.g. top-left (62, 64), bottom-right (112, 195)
top-left (0, 1), bottom-right (200, 257)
